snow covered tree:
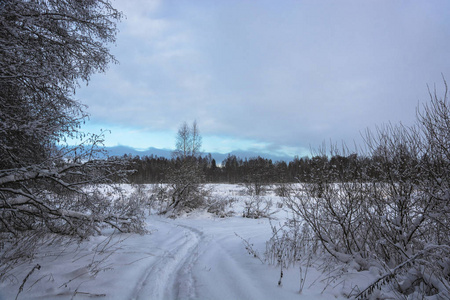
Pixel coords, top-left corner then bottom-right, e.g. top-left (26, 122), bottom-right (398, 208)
top-left (285, 81), bottom-right (450, 298)
top-left (166, 121), bottom-right (209, 213)
top-left (0, 0), bottom-right (144, 238)
top-left (242, 157), bottom-right (274, 196)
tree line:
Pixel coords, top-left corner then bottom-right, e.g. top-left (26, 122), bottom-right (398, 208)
top-left (110, 148), bottom-right (422, 185)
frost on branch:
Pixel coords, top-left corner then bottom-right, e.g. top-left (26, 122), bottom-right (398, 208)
top-left (283, 81), bottom-right (450, 298)
top-left (0, 0), bottom-right (145, 241)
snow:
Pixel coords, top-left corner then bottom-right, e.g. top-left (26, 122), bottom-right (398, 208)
top-left (0, 184), bottom-right (377, 300)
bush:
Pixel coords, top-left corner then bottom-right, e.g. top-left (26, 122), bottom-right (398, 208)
top-left (206, 196), bottom-right (236, 218)
top-left (283, 81), bottom-right (450, 298)
top-left (242, 196), bottom-right (275, 219)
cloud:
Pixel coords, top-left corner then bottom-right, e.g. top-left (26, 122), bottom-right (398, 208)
top-left (78, 0), bottom-right (450, 156)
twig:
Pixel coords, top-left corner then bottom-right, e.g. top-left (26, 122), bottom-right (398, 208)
top-left (15, 264), bottom-right (41, 300)
top-left (235, 232), bottom-right (265, 264)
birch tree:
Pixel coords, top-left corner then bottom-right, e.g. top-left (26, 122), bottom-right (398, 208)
top-left (167, 121), bottom-right (208, 213)
top-left (174, 120), bottom-right (202, 158)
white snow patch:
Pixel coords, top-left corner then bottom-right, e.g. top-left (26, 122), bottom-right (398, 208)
top-left (0, 184), bottom-right (380, 300)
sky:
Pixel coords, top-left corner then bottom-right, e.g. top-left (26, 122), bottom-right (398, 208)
top-left (76, 0), bottom-right (450, 158)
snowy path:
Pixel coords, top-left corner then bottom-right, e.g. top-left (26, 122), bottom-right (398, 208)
top-left (0, 214), bottom-right (348, 300)
top-left (131, 220), bottom-right (203, 300)
top-left (0, 184), bottom-right (392, 299)
top-left (130, 216), bottom-right (273, 300)
top-left (173, 218), bottom-right (269, 300)
top-left (136, 216), bottom-right (338, 300)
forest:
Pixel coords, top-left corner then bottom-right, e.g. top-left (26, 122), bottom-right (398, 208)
top-left (110, 146), bottom-right (423, 186)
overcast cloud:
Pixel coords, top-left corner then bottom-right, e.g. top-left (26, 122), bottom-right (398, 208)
top-left (77, 0), bottom-right (450, 158)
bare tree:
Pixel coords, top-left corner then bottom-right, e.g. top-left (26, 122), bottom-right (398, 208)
top-left (191, 120), bottom-right (202, 157)
top-left (174, 120), bottom-right (202, 158)
top-left (166, 121), bottom-right (209, 213)
top-left (175, 122), bottom-right (191, 159)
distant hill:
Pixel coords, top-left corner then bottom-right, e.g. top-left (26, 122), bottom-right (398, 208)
top-left (105, 146), bottom-right (173, 159)
top-left (104, 145), bottom-right (293, 163)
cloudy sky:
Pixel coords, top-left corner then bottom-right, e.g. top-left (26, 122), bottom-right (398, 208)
top-left (77, 0), bottom-right (450, 158)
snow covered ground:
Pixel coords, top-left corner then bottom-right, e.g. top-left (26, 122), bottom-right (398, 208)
top-left (0, 184), bottom-right (378, 300)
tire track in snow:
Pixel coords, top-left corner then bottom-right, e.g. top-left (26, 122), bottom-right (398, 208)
top-left (131, 220), bottom-right (203, 300)
top-left (193, 237), bottom-right (268, 300)
top-left (170, 220), bottom-right (270, 300)
top-left (170, 224), bottom-right (205, 300)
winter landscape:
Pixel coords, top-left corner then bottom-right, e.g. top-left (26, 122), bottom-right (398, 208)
top-left (1, 1), bottom-right (450, 299)
top-left (0, 184), bottom-right (382, 300)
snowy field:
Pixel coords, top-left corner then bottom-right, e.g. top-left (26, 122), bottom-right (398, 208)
top-left (0, 184), bottom-right (381, 300)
